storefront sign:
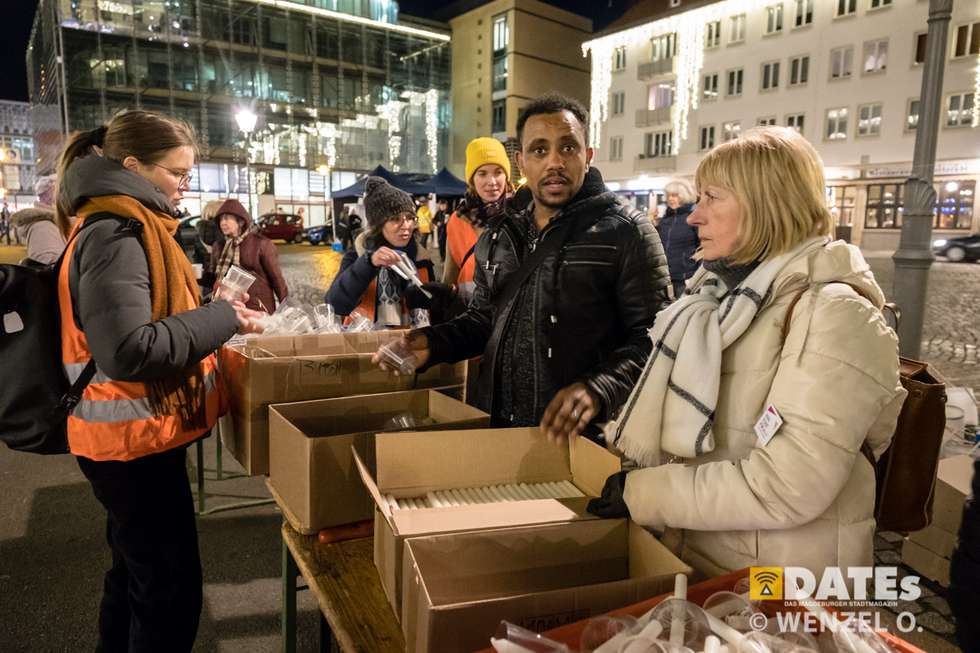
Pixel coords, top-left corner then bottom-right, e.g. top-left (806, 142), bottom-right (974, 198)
top-left (864, 159), bottom-right (980, 179)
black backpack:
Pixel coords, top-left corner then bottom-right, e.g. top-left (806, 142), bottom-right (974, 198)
top-left (0, 212), bottom-right (129, 454)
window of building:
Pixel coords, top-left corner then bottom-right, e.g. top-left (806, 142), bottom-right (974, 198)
top-left (723, 121), bottom-right (741, 142)
top-left (935, 180), bottom-right (975, 230)
top-left (492, 14), bottom-right (509, 54)
top-left (829, 185), bottom-right (858, 227)
top-left (913, 33), bottom-right (927, 65)
top-left (651, 33), bottom-right (677, 61)
top-left (830, 46), bottom-right (854, 79)
top-left (612, 91), bottom-right (625, 116)
top-left (706, 21), bottom-right (721, 48)
top-left (758, 116), bottom-right (777, 126)
top-left (492, 57), bottom-right (508, 92)
top-left (787, 113), bottom-right (805, 132)
top-left (761, 61), bottom-right (781, 90)
top-left (648, 83), bottom-right (675, 110)
top-left (726, 68), bottom-right (744, 96)
top-left (699, 125), bottom-right (716, 151)
top-left (953, 22), bottom-right (980, 58)
top-left (858, 103), bottom-right (882, 136)
top-left (906, 98), bottom-right (920, 131)
top-left (826, 107), bottom-right (849, 139)
top-left (946, 93), bottom-right (976, 127)
top-left (703, 73), bottom-right (719, 100)
top-left (765, 5), bottom-right (784, 35)
top-left (835, 0), bottom-right (856, 17)
top-left (644, 130), bottom-right (673, 157)
top-left (613, 46), bottom-right (627, 71)
top-left (789, 55), bottom-right (810, 85)
top-left (863, 38), bottom-right (888, 73)
top-left (609, 136), bottom-right (624, 161)
top-left (730, 14), bottom-right (747, 43)
top-left (865, 184), bottom-right (904, 229)
top-left (492, 100), bottom-right (506, 133)
top-left (794, 0), bottom-right (813, 27)
top-left (869, 0), bottom-right (892, 9)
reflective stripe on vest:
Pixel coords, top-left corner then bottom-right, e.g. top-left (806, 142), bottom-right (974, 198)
top-left (70, 370), bottom-right (218, 423)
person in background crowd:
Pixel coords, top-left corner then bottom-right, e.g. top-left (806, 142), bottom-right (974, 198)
top-left (56, 110), bottom-right (261, 652)
top-left (11, 174), bottom-right (66, 266)
top-left (415, 195), bottom-right (433, 248)
top-left (431, 198), bottom-right (449, 263)
top-left (210, 198), bottom-right (288, 313)
top-left (379, 93), bottom-right (671, 437)
top-left (297, 206), bottom-right (305, 224)
top-left (326, 177), bottom-right (433, 329)
top-left (657, 178), bottom-right (701, 299)
top-left (588, 126), bottom-right (906, 581)
top-left (0, 201), bottom-right (10, 245)
top-left (441, 137), bottom-right (514, 306)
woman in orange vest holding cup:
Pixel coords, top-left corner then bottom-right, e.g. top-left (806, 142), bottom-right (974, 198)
top-left (441, 137), bottom-right (514, 303)
top-left (55, 111), bottom-right (261, 651)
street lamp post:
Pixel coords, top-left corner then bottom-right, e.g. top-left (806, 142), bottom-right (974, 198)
top-left (891, 0), bottom-right (954, 358)
top-left (317, 163), bottom-right (335, 243)
top-left (234, 108), bottom-right (258, 216)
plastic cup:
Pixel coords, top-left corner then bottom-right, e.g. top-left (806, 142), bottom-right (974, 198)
top-left (378, 340), bottom-right (418, 375)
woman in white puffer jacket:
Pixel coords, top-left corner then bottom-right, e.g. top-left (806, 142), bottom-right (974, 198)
top-left (590, 126), bottom-right (906, 579)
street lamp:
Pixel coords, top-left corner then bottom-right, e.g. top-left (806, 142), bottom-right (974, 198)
top-left (235, 108), bottom-right (258, 215)
top-left (316, 163), bottom-right (336, 243)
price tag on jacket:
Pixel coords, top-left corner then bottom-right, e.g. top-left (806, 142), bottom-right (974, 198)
top-left (754, 403), bottom-right (783, 447)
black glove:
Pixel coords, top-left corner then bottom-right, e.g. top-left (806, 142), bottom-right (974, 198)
top-left (587, 470), bottom-right (631, 519)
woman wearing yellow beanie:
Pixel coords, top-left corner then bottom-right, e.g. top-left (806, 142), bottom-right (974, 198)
top-left (442, 137), bottom-right (514, 303)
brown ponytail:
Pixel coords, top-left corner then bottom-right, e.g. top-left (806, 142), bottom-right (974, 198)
top-left (54, 110), bottom-right (198, 237)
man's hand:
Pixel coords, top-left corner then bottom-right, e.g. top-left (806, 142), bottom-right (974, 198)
top-left (372, 330), bottom-right (431, 373)
top-left (540, 382), bottom-right (600, 442)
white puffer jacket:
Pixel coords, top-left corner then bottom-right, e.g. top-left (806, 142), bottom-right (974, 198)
top-left (623, 241), bottom-right (906, 578)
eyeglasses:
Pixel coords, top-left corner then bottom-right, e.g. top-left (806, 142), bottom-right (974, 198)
top-left (386, 213), bottom-right (418, 226)
top-left (151, 163), bottom-right (193, 189)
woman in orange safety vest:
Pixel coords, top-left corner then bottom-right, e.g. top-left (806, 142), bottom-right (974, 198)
top-left (55, 111), bottom-right (261, 652)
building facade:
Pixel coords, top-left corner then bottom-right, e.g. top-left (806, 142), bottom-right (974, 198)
top-left (0, 101), bottom-right (39, 209)
top-left (27, 0), bottom-right (452, 222)
top-left (584, 0), bottom-right (980, 250)
top-left (447, 0), bottom-right (592, 182)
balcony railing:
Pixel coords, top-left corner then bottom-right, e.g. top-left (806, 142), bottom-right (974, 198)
top-left (634, 154), bottom-right (677, 173)
top-left (635, 106), bottom-right (672, 128)
top-left (637, 57), bottom-right (676, 79)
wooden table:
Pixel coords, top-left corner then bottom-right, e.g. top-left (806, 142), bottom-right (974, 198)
top-left (281, 523), bottom-right (405, 652)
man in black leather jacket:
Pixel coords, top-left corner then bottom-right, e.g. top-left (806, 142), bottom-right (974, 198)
top-left (379, 93), bottom-right (671, 439)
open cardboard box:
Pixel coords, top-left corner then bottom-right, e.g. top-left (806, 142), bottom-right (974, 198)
top-left (218, 330), bottom-right (465, 474)
top-left (268, 389), bottom-right (490, 534)
top-left (401, 518), bottom-right (691, 653)
top-left (353, 427), bottom-right (622, 616)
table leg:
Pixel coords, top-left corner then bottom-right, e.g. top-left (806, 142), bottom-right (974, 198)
top-left (283, 539), bottom-right (298, 653)
top-left (196, 439), bottom-right (205, 514)
top-left (216, 432), bottom-right (224, 480)
top-left (319, 612), bottom-right (335, 653)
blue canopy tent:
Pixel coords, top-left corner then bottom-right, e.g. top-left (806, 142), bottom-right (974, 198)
top-left (330, 165), bottom-right (429, 199)
top-left (421, 168), bottom-right (468, 197)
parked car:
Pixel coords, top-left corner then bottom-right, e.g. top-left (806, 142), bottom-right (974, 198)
top-left (933, 234), bottom-right (980, 262)
top-left (258, 212), bottom-right (305, 243)
top-left (304, 224), bottom-right (333, 246)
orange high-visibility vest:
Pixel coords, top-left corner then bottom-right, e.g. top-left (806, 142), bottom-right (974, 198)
top-left (446, 212), bottom-right (477, 300)
top-left (349, 265), bottom-right (432, 326)
top-left (58, 221), bottom-right (225, 462)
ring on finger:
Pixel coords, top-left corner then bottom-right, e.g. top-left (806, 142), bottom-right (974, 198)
top-left (571, 408), bottom-right (580, 420)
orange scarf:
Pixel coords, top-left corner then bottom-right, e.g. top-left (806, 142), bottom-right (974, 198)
top-left (78, 195), bottom-right (209, 428)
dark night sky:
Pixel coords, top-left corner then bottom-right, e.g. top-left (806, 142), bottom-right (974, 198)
top-left (2, 1), bottom-right (620, 103)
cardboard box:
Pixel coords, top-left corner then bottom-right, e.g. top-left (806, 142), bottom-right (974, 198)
top-left (354, 427), bottom-right (622, 616)
top-left (930, 454), bottom-right (974, 535)
top-left (219, 330), bottom-right (465, 474)
top-left (908, 524), bottom-right (958, 560)
top-left (401, 519), bottom-right (692, 653)
top-left (268, 390), bottom-right (490, 534)
top-left (901, 539), bottom-right (951, 586)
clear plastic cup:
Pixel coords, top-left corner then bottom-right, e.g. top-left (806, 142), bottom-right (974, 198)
top-left (377, 340), bottom-right (418, 375)
top-left (345, 311), bottom-right (373, 332)
top-left (215, 265), bottom-right (256, 303)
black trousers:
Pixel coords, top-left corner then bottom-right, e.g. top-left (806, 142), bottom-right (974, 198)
top-left (77, 445), bottom-right (202, 653)
top-left (950, 458), bottom-right (980, 653)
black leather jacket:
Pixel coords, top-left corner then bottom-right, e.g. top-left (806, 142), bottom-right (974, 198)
top-left (422, 167), bottom-right (671, 424)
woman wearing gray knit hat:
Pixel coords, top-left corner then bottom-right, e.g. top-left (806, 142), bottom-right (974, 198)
top-left (325, 176), bottom-right (434, 328)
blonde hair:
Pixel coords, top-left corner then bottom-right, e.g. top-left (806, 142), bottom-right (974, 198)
top-left (202, 200), bottom-right (225, 221)
top-left (694, 126), bottom-right (832, 264)
top-left (664, 178), bottom-right (696, 204)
